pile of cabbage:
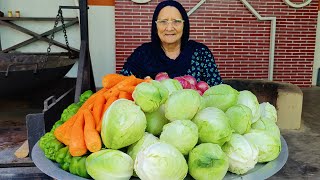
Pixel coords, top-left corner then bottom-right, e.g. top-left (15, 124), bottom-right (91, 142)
top-left (86, 79), bottom-right (282, 180)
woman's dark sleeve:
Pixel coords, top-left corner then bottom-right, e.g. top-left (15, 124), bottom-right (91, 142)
top-left (119, 47), bottom-right (143, 79)
top-left (119, 65), bottom-right (133, 76)
top-left (119, 53), bottom-right (135, 76)
top-left (201, 47), bottom-right (223, 86)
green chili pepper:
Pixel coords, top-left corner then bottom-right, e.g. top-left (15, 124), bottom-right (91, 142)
top-left (69, 156), bottom-right (90, 178)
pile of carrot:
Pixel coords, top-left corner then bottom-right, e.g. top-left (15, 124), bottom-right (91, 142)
top-left (54, 74), bottom-right (151, 156)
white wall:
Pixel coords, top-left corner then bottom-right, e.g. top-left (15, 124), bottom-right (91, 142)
top-left (0, 0), bottom-right (80, 52)
top-left (88, 5), bottom-right (116, 87)
top-left (0, 0), bottom-right (115, 87)
top-left (312, 12), bottom-right (320, 86)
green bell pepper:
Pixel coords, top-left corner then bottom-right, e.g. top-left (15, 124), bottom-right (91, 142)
top-left (50, 119), bottom-right (64, 132)
top-left (79, 90), bottom-right (93, 104)
top-left (60, 103), bottom-right (81, 122)
top-left (61, 150), bottom-right (73, 171)
top-left (55, 146), bottom-right (73, 171)
top-left (69, 156), bottom-right (90, 178)
top-left (55, 146), bottom-right (69, 164)
top-left (39, 132), bottom-right (56, 151)
top-left (43, 138), bottom-right (65, 161)
top-left (58, 90), bottom-right (93, 123)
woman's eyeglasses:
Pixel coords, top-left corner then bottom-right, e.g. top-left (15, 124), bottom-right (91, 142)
top-left (155, 19), bottom-right (184, 27)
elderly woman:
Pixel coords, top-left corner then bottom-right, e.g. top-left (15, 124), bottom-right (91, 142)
top-left (120, 0), bottom-right (222, 86)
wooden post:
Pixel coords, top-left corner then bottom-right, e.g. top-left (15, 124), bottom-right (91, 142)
top-left (0, 34), bottom-right (2, 51)
top-left (88, 0), bottom-right (115, 6)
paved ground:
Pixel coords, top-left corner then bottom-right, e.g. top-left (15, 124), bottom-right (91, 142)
top-left (0, 85), bottom-right (319, 179)
top-left (270, 86), bottom-right (320, 180)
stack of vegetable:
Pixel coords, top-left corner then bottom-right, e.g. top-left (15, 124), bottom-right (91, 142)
top-left (155, 72), bottom-right (210, 95)
top-left (39, 90), bottom-right (93, 178)
top-left (39, 73), bottom-right (282, 180)
top-left (39, 74), bottom-right (150, 178)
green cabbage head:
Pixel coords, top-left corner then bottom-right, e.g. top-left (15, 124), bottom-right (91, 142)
top-left (127, 132), bottom-right (159, 177)
top-left (133, 81), bottom-right (169, 113)
top-left (145, 105), bottom-right (169, 136)
top-left (160, 79), bottom-right (183, 95)
top-left (252, 117), bottom-right (281, 140)
top-left (192, 107), bottom-right (233, 146)
top-left (225, 104), bottom-right (252, 134)
top-left (134, 142), bottom-right (188, 180)
top-left (86, 149), bottom-right (133, 180)
top-left (188, 143), bottom-right (229, 180)
top-left (222, 134), bottom-right (258, 175)
top-left (127, 132), bottom-right (159, 165)
top-left (101, 99), bottom-right (146, 149)
top-left (244, 129), bottom-right (281, 163)
top-left (237, 90), bottom-right (261, 123)
top-left (160, 120), bottom-right (198, 155)
top-left (202, 84), bottom-right (239, 111)
top-left (165, 89), bottom-right (201, 121)
top-left (259, 102), bottom-right (277, 122)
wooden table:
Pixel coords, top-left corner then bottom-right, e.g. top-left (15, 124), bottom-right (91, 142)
top-left (0, 17), bottom-right (79, 53)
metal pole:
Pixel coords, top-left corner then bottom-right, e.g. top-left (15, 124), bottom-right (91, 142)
top-left (59, 6), bottom-right (79, 9)
top-left (79, 0), bottom-right (89, 42)
top-left (0, 34), bottom-right (2, 51)
top-left (74, 0), bottom-right (95, 102)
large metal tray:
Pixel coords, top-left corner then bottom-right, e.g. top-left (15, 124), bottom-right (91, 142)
top-left (32, 136), bottom-right (288, 180)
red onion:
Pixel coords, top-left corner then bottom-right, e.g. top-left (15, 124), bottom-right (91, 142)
top-left (196, 81), bottom-right (210, 93)
top-left (174, 77), bottom-right (191, 89)
top-left (182, 75), bottom-right (197, 86)
top-left (155, 72), bottom-right (169, 81)
top-left (190, 84), bottom-right (197, 90)
top-left (197, 89), bottom-right (204, 96)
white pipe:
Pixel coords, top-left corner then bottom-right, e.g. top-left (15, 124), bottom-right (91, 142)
top-left (284, 0), bottom-right (312, 8)
top-left (187, 0), bottom-right (206, 16)
top-left (240, 0), bottom-right (276, 81)
top-left (73, 0), bottom-right (80, 20)
top-left (312, 11), bottom-right (320, 85)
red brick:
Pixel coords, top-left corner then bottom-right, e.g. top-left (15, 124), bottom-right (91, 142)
top-left (115, 0), bottom-right (317, 87)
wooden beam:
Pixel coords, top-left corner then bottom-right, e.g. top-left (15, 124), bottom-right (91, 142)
top-left (2, 19), bottom-right (78, 53)
top-left (0, 34), bottom-right (2, 51)
top-left (0, 17), bottom-right (78, 21)
top-left (88, 0), bottom-right (114, 6)
top-left (0, 20), bottom-right (79, 52)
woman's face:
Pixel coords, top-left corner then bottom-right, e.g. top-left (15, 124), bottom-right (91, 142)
top-left (156, 6), bottom-right (184, 46)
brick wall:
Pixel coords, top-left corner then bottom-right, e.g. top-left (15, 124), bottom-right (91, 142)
top-left (115, 0), bottom-right (318, 87)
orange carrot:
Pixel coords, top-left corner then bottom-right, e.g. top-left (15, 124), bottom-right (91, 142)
top-left (103, 96), bottom-right (118, 112)
top-left (83, 109), bottom-right (102, 153)
top-left (88, 103), bottom-right (94, 111)
top-left (108, 75), bottom-right (138, 92)
top-left (96, 96), bottom-right (118, 132)
top-left (134, 76), bottom-right (152, 85)
top-left (79, 87), bottom-right (108, 111)
top-left (103, 75), bottom-right (139, 99)
top-left (104, 89), bottom-right (120, 100)
top-left (69, 111), bottom-right (87, 156)
top-left (102, 74), bottom-right (127, 89)
top-left (119, 91), bottom-right (133, 100)
top-left (95, 87), bottom-right (109, 95)
top-left (135, 78), bottom-right (146, 84)
top-left (54, 114), bottom-right (77, 145)
top-left (92, 94), bottom-right (106, 126)
top-left (118, 85), bottom-right (136, 94)
top-left (96, 120), bottom-right (103, 133)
